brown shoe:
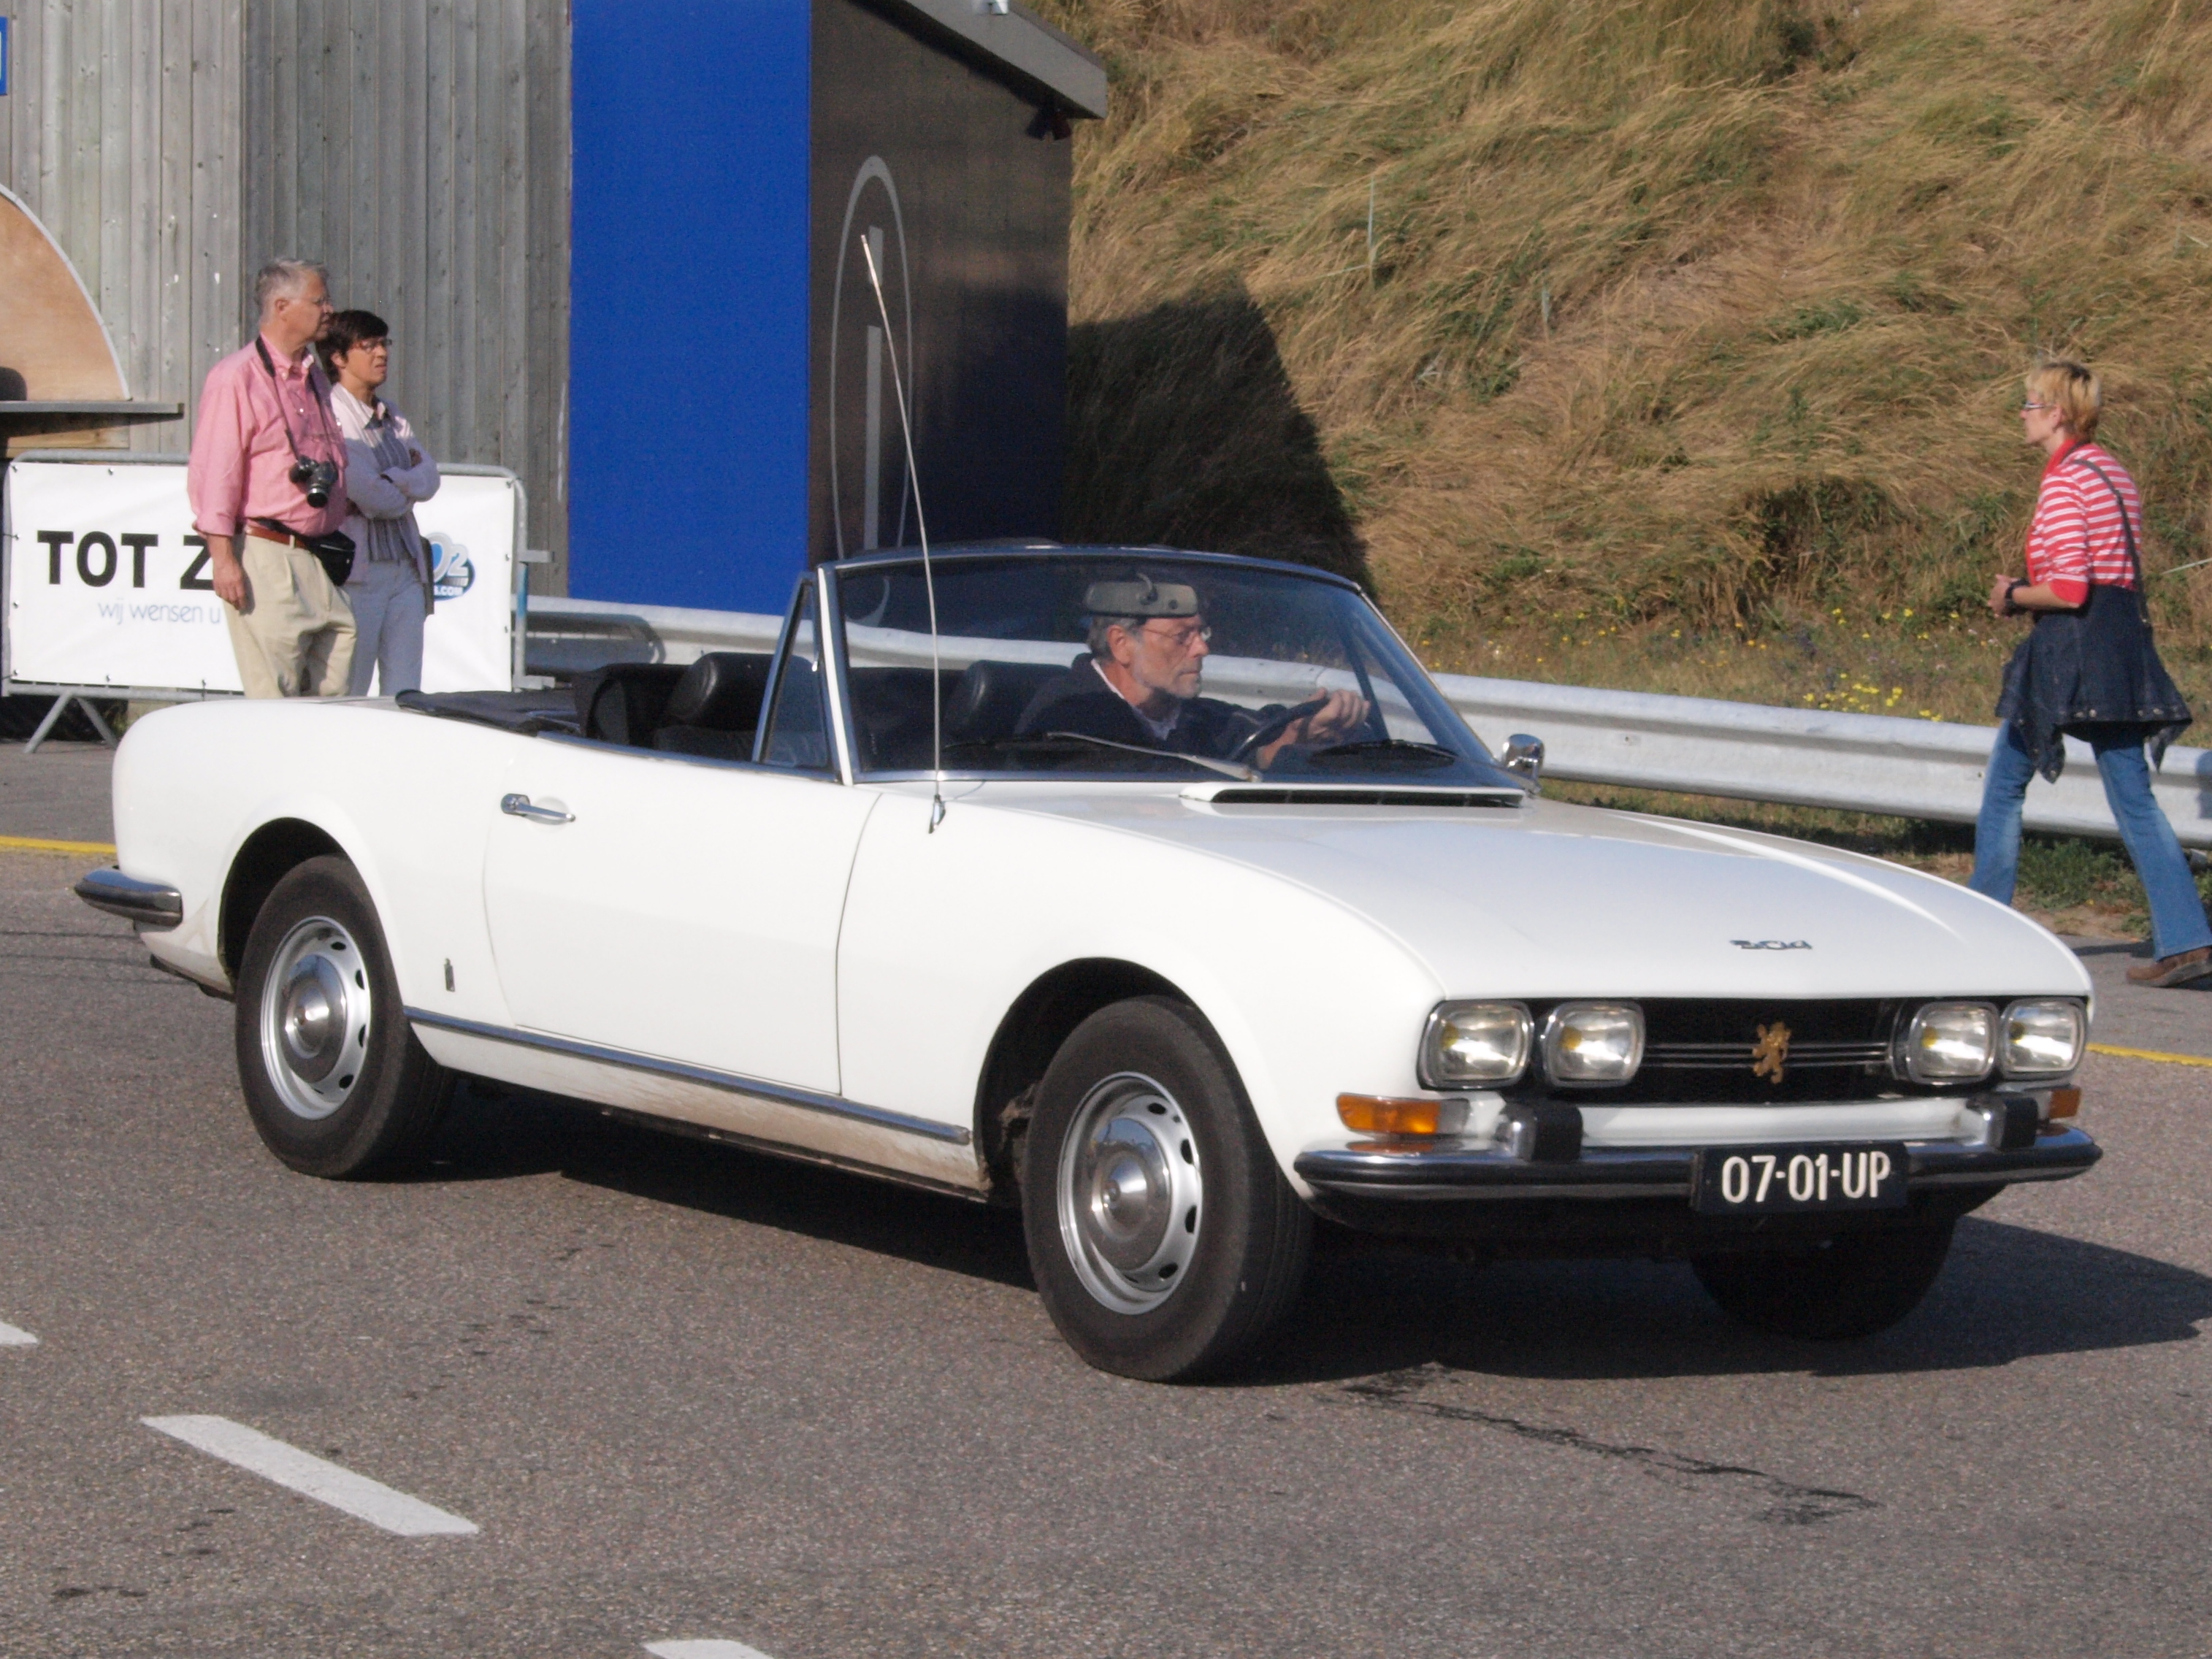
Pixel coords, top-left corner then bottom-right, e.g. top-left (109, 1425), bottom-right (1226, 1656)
top-left (2127, 946), bottom-right (2212, 987)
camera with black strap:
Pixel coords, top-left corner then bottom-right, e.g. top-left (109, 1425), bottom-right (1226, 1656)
top-left (251, 337), bottom-right (356, 587)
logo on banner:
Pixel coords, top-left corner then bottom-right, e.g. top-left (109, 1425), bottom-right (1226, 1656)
top-left (430, 539), bottom-right (475, 602)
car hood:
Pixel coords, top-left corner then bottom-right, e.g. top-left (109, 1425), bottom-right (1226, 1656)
top-left (974, 787), bottom-right (2090, 999)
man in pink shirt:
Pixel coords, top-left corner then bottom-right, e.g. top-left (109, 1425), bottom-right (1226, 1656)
top-left (186, 258), bottom-right (356, 697)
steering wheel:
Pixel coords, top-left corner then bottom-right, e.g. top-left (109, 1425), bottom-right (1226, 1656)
top-left (1228, 696), bottom-right (1331, 765)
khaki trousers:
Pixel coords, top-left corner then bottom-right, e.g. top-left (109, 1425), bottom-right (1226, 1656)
top-left (224, 535), bottom-right (357, 699)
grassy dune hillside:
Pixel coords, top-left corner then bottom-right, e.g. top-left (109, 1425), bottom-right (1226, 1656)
top-left (1044, 0), bottom-right (2212, 725)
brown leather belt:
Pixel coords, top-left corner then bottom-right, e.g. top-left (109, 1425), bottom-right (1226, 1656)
top-left (248, 521), bottom-right (320, 552)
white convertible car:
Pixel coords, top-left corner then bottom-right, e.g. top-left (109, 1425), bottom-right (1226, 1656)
top-left (80, 547), bottom-right (2098, 1379)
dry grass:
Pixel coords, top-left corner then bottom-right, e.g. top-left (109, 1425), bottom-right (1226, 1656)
top-left (1046, 0), bottom-right (2212, 721)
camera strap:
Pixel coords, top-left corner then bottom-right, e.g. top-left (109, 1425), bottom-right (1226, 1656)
top-left (253, 335), bottom-right (340, 478)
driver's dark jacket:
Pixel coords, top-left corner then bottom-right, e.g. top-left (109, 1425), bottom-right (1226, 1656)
top-left (1016, 660), bottom-right (1261, 759)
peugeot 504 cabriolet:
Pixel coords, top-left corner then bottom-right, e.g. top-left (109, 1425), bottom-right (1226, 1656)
top-left (78, 547), bottom-right (2099, 1379)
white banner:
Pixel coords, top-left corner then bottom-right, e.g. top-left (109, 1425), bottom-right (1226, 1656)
top-left (2, 456), bottom-right (517, 696)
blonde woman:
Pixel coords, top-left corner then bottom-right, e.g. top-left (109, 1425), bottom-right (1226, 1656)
top-left (1971, 358), bottom-right (2208, 986)
top-left (321, 309), bottom-right (440, 696)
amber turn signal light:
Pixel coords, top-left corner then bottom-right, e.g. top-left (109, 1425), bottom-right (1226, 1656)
top-left (1336, 1094), bottom-right (1457, 1135)
top-left (2047, 1086), bottom-right (2082, 1120)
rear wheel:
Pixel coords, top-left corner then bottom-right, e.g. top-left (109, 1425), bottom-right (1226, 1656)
top-left (1022, 997), bottom-right (1310, 1381)
top-left (1693, 1220), bottom-right (1956, 1339)
top-left (234, 855), bottom-right (451, 1177)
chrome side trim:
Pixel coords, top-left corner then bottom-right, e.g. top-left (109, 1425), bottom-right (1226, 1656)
top-left (584, 1099), bottom-right (987, 1203)
top-left (74, 867), bottom-right (184, 930)
top-left (403, 1009), bottom-right (971, 1145)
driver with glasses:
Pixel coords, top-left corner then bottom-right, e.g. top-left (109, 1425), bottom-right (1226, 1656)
top-left (1017, 575), bottom-right (1370, 767)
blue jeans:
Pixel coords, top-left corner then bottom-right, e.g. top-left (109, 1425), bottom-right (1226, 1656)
top-left (1970, 723), bottom-right (2212, 957)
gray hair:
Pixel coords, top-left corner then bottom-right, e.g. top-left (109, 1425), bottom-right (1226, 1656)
top-left (1087, 613), bottom-right (1147, 658)
top-left (253, 258), bottom-right (328, 314)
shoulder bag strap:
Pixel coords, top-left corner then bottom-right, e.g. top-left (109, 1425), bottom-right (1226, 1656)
top-left (2065, 451), bottom-right (2146, 590)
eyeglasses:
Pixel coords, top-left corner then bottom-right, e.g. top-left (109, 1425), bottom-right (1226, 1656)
top-left (1144, 620), bottom-right (1212, 649)
top-left (2021, 401), bottom-right (2054, 413)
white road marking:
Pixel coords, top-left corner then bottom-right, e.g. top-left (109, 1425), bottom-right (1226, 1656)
top-left (0, 1320), bottom-right (37, 1346)
top-left (140, 1416), bottom-right (478, 1537)
top-left (645, 1643), bottom-right (779, 1659)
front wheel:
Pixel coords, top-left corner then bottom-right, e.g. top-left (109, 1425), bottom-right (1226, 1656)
top-left (234, 855), bottom-right (451, 1178)
top-left (1692, 1220), bottom-right (1956, 1339)
top-left (1022, 997), bottom-right (1311, 1382)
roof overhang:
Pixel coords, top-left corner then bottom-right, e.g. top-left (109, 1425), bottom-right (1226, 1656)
top-left (881, 0), bottom-right (1109, 119)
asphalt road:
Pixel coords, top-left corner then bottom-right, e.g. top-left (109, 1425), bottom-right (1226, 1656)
top-left (3, 740), bottom-right (2211, 1658)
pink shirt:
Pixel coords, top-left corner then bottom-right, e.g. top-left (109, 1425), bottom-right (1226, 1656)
top-left (2025, 440), bottom-right (2142, 608)
top-left (186, 334), bottom-right (349, 539)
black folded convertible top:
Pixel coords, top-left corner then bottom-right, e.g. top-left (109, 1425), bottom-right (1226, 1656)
top-left (394, 687), bottom-right (578, 735)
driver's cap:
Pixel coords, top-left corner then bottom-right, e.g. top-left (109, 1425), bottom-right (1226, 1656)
top-left (1084, 572), bottom-right (1199, 618)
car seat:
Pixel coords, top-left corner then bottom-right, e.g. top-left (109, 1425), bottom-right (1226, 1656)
top-left (573, 662), bottom-right (687, 747)
top-left (946, 656), bottom-right (1084, 743)
top-left (651, 651), bottom-right (774, 762)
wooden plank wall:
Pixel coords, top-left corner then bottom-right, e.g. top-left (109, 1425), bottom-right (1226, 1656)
top-left (0, 0), bottom-right (570, 582)
top-left (0, 0), bottom-right (245, 455)
top-left (242, 0), bottom-right (570, 581)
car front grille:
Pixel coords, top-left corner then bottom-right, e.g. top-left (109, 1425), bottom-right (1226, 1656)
top-left (1519, 998), bottom-right (1918, 1105)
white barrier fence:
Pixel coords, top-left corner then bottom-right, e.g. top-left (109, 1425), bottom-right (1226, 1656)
top-left (526, 594), bottom-right (2212, 848)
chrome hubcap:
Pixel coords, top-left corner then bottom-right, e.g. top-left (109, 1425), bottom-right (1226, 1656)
top-left (259, 916), bottom-right (372, 1120)
top-left (1057, 1072), bottom-right (1203, 1314)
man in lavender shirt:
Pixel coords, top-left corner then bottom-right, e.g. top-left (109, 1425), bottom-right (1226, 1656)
top-left (185, 258), bottom-right (356, 698)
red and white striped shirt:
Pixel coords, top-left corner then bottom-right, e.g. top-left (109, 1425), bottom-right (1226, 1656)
top-left (2023, 440), bottom-right (2141, 606)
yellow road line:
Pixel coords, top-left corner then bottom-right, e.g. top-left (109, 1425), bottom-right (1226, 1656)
top-left (2089, 1042), bottom-right (2212, 1070)
top-left (0, 835), bottom-right (115, 856)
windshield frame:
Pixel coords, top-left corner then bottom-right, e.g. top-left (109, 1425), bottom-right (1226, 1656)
top-left (818, 547), bottom-right (1518, 789)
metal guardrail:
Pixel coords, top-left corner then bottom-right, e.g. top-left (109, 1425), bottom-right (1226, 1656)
top-left (1444, 674), bottom-right (2211, 850)
top-left (524, 595), bottom-right (784, 673)
top-left (525, 594), bottom-right (2212, 848)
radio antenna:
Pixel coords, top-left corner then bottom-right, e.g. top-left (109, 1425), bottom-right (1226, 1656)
top-left (860, 237), bottom-right (945, 832)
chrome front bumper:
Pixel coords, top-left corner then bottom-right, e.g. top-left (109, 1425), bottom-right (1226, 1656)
top-left (1294, 1125), bottom-right (2100, 1201)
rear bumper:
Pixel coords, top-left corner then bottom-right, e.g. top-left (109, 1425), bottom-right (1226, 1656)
top-left (73, 867), bottom-right (183, 930)
top-left (1293, 1126), bottom-right (2100, 1201)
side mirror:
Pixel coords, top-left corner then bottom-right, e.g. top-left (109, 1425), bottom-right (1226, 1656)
top-left (1502, 732), bottom-right (1545, 792)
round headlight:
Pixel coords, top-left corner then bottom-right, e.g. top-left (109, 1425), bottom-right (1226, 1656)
top-left (1541, 1002), bottom-right (1644, 1086)
top-left (1898, 1002), bottom-right (1997, 1084)
top-left (2001, 998), bottom-right (2086, 1078)
top-left (1420, 1001), bottom-right (1532, 1087)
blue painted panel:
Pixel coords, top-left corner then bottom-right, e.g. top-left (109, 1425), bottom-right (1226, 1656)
top-left (570, 0), bottom-right (813, 613)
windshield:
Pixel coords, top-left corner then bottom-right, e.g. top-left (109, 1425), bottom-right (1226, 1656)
top-left (830, 553), bottom-right (1512, 785)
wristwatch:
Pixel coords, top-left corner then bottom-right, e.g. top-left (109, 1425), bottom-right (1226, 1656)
top-left (2005, 578), bottom-right (2030, 613)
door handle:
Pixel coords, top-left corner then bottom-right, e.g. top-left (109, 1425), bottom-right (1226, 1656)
top-left (500, 792), bottom-right (573, 824)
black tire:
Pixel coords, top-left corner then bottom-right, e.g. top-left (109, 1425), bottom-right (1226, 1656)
top-left (233, 854), bottom-right (452, 1178)
top-left (1692, 1220), bottom-right (1956, 1339)
top-left (1021, 996), bottom-right (1311, 1382)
